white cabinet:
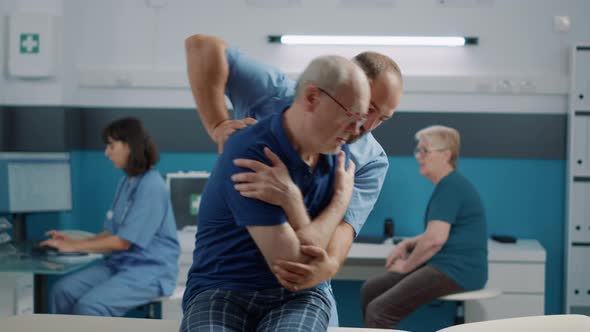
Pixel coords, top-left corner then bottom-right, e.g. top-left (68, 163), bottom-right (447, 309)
top-left (465, 239), bottom-right (546, 322)
top-left (160, 229), bottom-right (196, 320)
top-left (565, 45), bottom-right (590, 315)
top-left (0, 272), bottom-right (34, 317)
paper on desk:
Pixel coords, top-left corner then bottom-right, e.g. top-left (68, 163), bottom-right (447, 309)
top-left (347, 242), bottom-right (395, 259)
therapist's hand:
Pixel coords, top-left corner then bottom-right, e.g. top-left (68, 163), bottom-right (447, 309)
top-left (213, 118), bottom-right (257, 153)
top-left (232, 147), bottom-right (300, 208)
top-left (272, 245), bottom-right (338, 292)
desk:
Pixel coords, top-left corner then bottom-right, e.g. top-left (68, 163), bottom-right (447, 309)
top-left (335, 239), bottom-right (546, 322)
top-left (0, 247), bottom-right (102, 314)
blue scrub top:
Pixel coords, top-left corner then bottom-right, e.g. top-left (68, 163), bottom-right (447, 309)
top-left (183, 111), bottom-right (350, 309)
top-left (225, 47), bottom-right (388, 235)
top-left (104, 168), bottom-right (180, 295)
top-left (425, 171), bottom-right (488, 291)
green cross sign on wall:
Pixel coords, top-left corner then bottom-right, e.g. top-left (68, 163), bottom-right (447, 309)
top-left (20, 33), bottom-right (40, 54)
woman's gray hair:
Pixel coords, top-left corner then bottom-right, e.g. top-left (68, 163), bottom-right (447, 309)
top-left (415, 125), bottom-right (461, 169)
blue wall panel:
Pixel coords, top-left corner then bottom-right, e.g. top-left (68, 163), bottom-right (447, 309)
top-left (28, 152), bottom-right (565, 329)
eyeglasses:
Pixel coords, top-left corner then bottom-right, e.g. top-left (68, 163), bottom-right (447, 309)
top-left (317, 87), bottom-right (368, 129)
top-left (414, 147), bottom-right (448, 155)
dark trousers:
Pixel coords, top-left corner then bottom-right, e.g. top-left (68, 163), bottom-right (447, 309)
top-left (360, 265), bottom-right (463, 329)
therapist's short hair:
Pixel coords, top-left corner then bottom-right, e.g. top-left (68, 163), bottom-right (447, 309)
top-left (102, 117), bottom-right (159, 176)
top-left (353, 51), bottom-right (403, 89)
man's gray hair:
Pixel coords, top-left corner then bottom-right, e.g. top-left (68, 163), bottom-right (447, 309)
top-left (295, 55), bottom-right (357, 97)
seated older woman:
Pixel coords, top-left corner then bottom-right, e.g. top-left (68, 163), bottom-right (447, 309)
top-left (360, 125), bottom-right (488, 329)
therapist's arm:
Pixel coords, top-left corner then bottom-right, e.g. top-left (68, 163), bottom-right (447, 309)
top-left (234, 148), bottom-right (354, 249)
top-left (185, 34), bottom-right (256, 152)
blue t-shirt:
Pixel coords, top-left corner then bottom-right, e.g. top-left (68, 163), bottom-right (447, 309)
top-left (425, 171), bottom-right (488, 291)
top-left (225, 47), bottom-right (388, 235)
top-left (104, 168), bottom-right (180, 295)
top-left (183, 111), bottom-right (350, 309)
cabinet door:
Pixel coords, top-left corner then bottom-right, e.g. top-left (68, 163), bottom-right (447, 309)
top-left (570, 181), bottom-right (590, 242)
top-left (487, 263), bottom-right (545, 293)
top-left (573, 48), bottom-right (590, 111)
top-left (465, 294), bottom-right (544, 322)
top-left (567, 246), bottom-right (590, 306)
top-left (572, 117), bottom-right (590, 176)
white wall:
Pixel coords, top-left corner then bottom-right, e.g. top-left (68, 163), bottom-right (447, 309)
top-left (2, 0), bottom-right (590, 112)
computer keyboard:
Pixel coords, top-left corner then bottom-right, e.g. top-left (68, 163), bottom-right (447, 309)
top-left (31, 242), bottom-right (59, 255)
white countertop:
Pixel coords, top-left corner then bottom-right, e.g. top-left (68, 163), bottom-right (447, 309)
top-left (346, 238), bottom-right (546, 263)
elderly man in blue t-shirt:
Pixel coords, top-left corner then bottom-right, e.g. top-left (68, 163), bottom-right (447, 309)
top-left (181, 55), bottom-right (370, 331)
top-left (184, 34), bottom-right (403, 327)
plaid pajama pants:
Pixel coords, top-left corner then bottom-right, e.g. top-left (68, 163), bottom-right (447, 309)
top-left (181, 287), bottom-right (331, 332)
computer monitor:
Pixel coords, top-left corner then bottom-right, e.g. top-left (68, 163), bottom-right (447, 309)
top-left (166, 171), bottom-right (209, 231)
top-left (0, 153), bottom-right (72, 242)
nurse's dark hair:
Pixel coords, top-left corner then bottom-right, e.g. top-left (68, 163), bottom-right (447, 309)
top-left (102, 117), bottom-right (159, 176)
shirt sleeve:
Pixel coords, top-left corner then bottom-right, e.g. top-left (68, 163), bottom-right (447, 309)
top-left (225, 47), bottom-right (294, 119)
top-left (426, 179), bottom-right (461, 225)
top-left (115, 175), bottom-right (169, 249)
top-left (220, 142), bottom-right (287, 227)
top-left (343, 135), bottom-right (389, 236)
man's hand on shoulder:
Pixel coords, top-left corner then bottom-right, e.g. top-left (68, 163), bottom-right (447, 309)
top-left (232, 147), bottom-right (301, 208)
top-left (213, 117), bottom-right (257, 152)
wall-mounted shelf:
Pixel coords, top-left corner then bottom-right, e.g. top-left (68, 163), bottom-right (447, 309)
top-left (77, 67), bottom-right (568, 95)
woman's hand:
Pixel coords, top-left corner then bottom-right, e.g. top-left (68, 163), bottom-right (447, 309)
top-left (44, 230), bottom-right (72, 242)
top-left (39, 237), bottom-right (79, 252)
top-left (385, 240), bottom-right (410, 268)
top-left (387, 257), bottom-right (410, 274)
top-left (232, 147), bottom-right (300, 208)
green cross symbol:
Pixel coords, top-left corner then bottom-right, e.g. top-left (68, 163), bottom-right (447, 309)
top-left (20, 33), bottom-right (40, 54)
top-left (190, 194), bottom-right (201, 216)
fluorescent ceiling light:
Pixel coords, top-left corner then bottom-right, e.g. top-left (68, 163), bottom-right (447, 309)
top-left (268, 35), bottom-right (478, 47)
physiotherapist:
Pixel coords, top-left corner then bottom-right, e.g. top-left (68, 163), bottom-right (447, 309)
top-left (41, 117), bottom-right (180, 316)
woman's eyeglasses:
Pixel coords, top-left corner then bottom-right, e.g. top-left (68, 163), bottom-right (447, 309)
top-left (413, 147), bottom-right (448, 155)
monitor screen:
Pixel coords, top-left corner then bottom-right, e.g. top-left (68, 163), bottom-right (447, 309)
top-left (0, 153), bottom-right (72, 213)
top-left (166, 172), bottom-right (209, 231)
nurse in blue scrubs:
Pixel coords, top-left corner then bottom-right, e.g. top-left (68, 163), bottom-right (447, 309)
top-left (41, 117), bottom-right (180, 316)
